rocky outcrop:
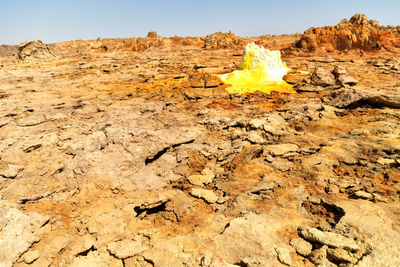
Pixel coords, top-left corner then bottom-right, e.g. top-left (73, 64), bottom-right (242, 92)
top-left (15, 40), bottom-right (56, 61)
top-left (328, 87), bottom-right (400, 108)
top-left (89, 32), bottom-right (164, 52)
top-left (290, 13), bottom-right (400, 52)
top-left (53, 31), bottom-right (164, 54)
top-left (203, 31), bottom-right (244, 49)
top-left (309, 66), bottom-right (358, 87)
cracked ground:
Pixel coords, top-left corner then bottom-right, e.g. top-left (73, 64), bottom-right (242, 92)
top-left (0, 36), bottom-right (400, 267)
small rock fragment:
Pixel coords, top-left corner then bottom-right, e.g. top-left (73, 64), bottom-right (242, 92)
top-left (290, 238), bottom-right (313, 257)
top-left (190, 188), bottom-right (219, 204)
top-left (354, 190), bottom-right (373, 200)
top-left (311, 67), bottom-right (336, 87)
top-left (332, 66), bottom-right (358, 86)
top-left (372, 193), bottom-right (387, 203)
top-left (327, 247), bottom-right (358, 264)
top-left (275, 247), bottom-right (292, 266)
top-left (124, 255), bottom-right (153, 267)
top-left (262, 114), bottom-right (288, 136)
top-left (188, 173), bottom-right (214, 186)
top-left (106, 238), bottom-right (147, 259)
top-left (298, 226), bottom-right (359, 251)
top-left (349, 129), bottom-right (364, 136)
top-left (248, 118), bottom-right (266, 129)
top-left (309, 245), bottom-right (328, 265)
top-left (377, 157), bottom-right (395, 165)
top-left (69, 234), bottom-right (96, 256)
top-left (246, 131), bottom-right (266, 145)
top-left (264, 144), bottom-right (299, 157)
top-left (0, 164), bottom-right (24, 179)
top-left (241, 256), bottom-right (269, 267)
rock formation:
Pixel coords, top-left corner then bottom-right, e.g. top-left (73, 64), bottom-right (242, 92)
top-left (14, 40), bottom-right (56, 61)
top-left (203, 31), bottom-right (244, 49)
top-left (291, 13), bottom-right (400, 52)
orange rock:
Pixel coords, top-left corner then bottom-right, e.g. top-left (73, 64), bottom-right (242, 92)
top-left (289, 13), bottom-right (400, 53)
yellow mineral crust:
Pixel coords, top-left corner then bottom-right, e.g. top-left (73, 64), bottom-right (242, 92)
top-left (220, 42), bottom-right (295, 94)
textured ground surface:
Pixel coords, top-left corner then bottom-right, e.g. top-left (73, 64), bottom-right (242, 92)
top-left (0, 15), bottom-right (400, 267)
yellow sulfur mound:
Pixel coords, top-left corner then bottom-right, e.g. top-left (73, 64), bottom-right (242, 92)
top-left (220, 42), bottom-right (294, 94)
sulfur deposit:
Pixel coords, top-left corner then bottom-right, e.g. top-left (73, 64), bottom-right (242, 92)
top-left (220, 42), bottom-right (294, 94)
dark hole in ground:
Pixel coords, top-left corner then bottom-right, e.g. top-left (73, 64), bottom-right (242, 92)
top-left (76, 246), bottom-right (96, 257)
top-left (233, 261), bottom-right (248, 267)
top-left (55, 167), bottom-right (64, 174)
top-left (143, 258), bottom-right (155, 266)
top-left (220, 222), bottom-right (231, 234)
top-left (134, 201), bottom-right (168, 217)
top-left (73, 103), bottom-right (84, 109)
top-left (145, 147), bottom-right (169, 165)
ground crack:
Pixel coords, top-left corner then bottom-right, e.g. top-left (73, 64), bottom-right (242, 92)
top-left (145, 139), bottom-right (194, 165)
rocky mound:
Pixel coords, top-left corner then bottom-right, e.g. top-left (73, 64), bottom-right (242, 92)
top-left (91, 32), bottom-right (164, 52)
top-left (54, 31), bottom-right (165, 54)
top-left (54, 31), bottom-right (245, 55)
top-left (203, 31), bottom-right (244, 49)
top-left (15, 40), bottom-right (56, 61)
top-left (132, 31), bottom-right (164, 51)
top-left (0, 45), bottom-right (17, 57)
top-left (291, 13), bottom-right (400, 52)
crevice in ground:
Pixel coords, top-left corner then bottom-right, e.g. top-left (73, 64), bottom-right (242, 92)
top-left (76, 245), bottom-right (96, 257)
top-left (145, 139), bottom-right (194, 165)
top-left (20, 188), bottom-right (67, 204)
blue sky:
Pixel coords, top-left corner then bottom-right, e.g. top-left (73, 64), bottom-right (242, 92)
top-left (0, 0), bottom-right (398, 44)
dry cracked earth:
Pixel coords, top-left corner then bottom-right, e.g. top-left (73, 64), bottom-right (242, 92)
top-left (1, 18), bottom-right (400, 267)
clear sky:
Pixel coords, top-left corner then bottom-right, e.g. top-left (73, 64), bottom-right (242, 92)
top-left (0, 0), bottom-right (399, 45)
